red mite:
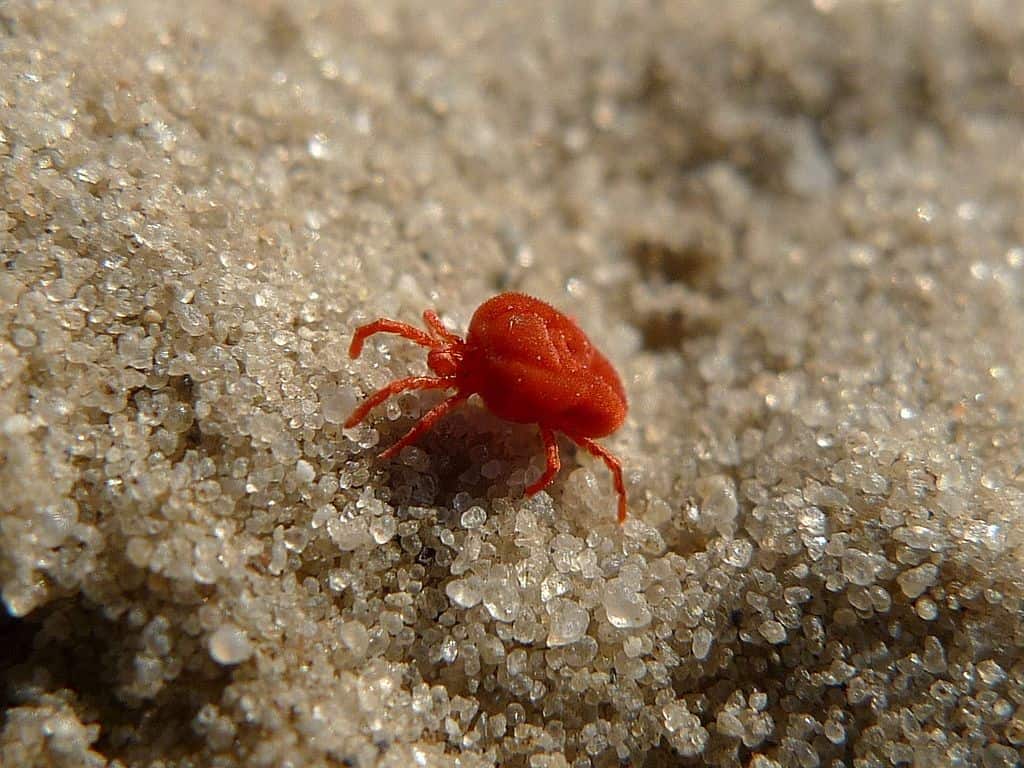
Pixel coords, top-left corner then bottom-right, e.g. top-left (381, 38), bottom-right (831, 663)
top-left (345, 292), bottom-right (629, 522)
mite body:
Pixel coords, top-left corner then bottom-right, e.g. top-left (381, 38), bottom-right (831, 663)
top-left (345, 293), bottom-right (629, 522)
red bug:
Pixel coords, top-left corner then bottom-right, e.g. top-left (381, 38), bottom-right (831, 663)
top-left (345, 292), bottom-right (630, 522)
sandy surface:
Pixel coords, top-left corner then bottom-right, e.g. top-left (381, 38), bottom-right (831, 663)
top-left (2, 1), bottom-right (1023, 766)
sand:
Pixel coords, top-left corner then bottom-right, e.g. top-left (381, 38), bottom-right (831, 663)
top-left (1, 1), bottom-right (1023, 766)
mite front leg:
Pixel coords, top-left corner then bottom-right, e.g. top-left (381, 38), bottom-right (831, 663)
top-left (349, 318), bottom-right (437, 358)
top-left (379, 393), bottom-right (469, 460)
top-left (344, 377), bottom-right (454, 429)
top-left (423, 310), bottom-right (461, 345)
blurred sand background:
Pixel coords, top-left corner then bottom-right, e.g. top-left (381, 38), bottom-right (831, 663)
top-left (2, 1), bottom-right (1023, 766)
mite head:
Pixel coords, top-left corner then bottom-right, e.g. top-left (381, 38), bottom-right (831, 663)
top-left (427, 343), bottom-right (463, 378)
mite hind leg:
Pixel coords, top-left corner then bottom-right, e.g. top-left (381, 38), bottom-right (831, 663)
top-left (571, 436), bottom-right (627, 524)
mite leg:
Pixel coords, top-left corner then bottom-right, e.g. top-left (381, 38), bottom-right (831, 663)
top-left (349, 319), bottom-right (436, 358)
top-left (572, 436), bottom-right (628, 524)
top-left (423, 310), bottom-right (461, 345)
top-left (525, 427), bottom-right (561, 497)
top-left (379, 392), bottom-right (469, 460)
top-left (344, 377), bottom-right (454, 429)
